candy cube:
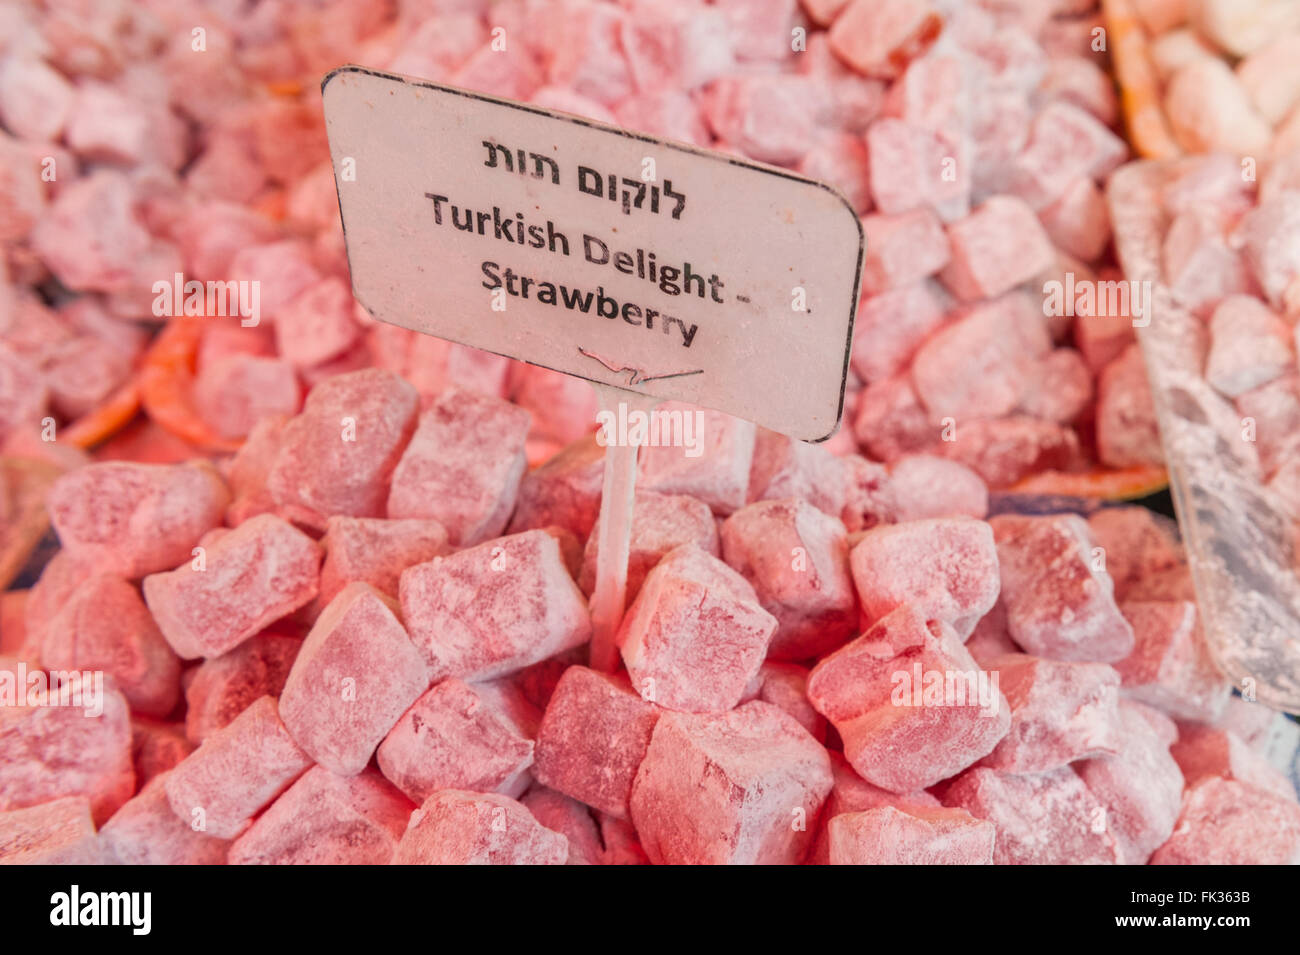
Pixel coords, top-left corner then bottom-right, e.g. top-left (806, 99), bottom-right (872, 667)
top-left (1150, 777), bottom-right (1300, 865)
top-left (944, 766), bottom-right (1121, 864)
top-left (1011, 101), bottom-right (1128, 209)
top-left (850, 280), bottom-right (948, 385)
top-left (991, 514), bottom-right (1135, 662)
top-left (798, 132), bottom-right (872, 214)
top-left (720, 499), bottom-right (857, 661)
top-left (533, 666), bottom-right (660, 819)
top-left (143, 514), bottom-right (321, 660)
top-left (807, 751), bottom-right (941, 864)
top-left (636, 405), bottom-right (756, 515)
top-left (279, 583), bottom-right (431, 776)
top-left (851, 373), bottom-right (937, 461)
top-left (628, 701), bottom-right (833, 865)
top-left (938, 195), bottom-right (1055, 300)
top-left (316, 516), bottom-right (451, 612)
top-left (507, 433), bottom-right (606, 538)
top-left (273, 277), bottom-right (362, 370)
top-left (377, 678), bottom-right (537, 803)
top-left (1170, 725), bottom-right (1296, 801)
top-left (866, 117), bottom-right (969, 222)
top-left (0, 797), bottom-right (101, 865)
top-left (1075, 700), bottom-right (1185, 865)
top-left (165, 696), bottom-right (312, 840)
top-left (228, 766), bottom-right (414, 865)
top-left (1166, 59), bottom-right (1272, 156)
top-left (617, 544), bottom-right (777, 713)
top-left (1204, 295), bottom-right (1293, 398)
top-left (979, 654), bottom-right (1123, 773)
top-left (827, 805), bottom-right (995, 865)
top-left (185, 630), bottom-right (302, 744)
top-left (933, 415), bottom-right (1081, 488)
top-left (0, 680), bottom-right (133, 825)
top-left (47, 461), bottom-right (230, 578)
top-left (1116, 600), bottom-right (1231, 722)
top-left (1085, 507), bottom-right (1183, 601)
top-left (911, 294), bottom-right (1051, 420)
top-left (887, 455), bottom-right (988, 522)
top-left (193, 354), bottom-right (301, 440)
top-left (99, 774), bottom-right (230, 865)
top-left (0, 55), bottom-right (73, 143)
top-left (400, 529), bottom-right (592, 681)
top-left (860, 207), bottom-right (951, 296)
top-left (828, 0), bottom-right (942, 79)
top-left (387, 388), bottom-right (531, 546)
top-left (267, 369), bottom-right (420, 529)
top-left (520, 785), bottom-right (603, 865)
top-left (579, 491), bottom-right (719, 601)
top-left (393, 789), bottom-right (568, 865)
top-left (742, 662), bottom-right (827, 742)
top-left (131, 718), bottom-right (194, 785)
top-left (42, 574), bottom-right (181, 717)
top-left (702, 75), bottom-right (821, 164)
top-left (849, 517), bottom-right (1000, 635)
top-left (807, 605), bottom-right (1009, 792)
top-left (1039, 177), bottom-right (1111, 262)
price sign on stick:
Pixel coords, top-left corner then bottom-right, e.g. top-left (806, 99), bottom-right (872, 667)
top-left (323, 66), bottom-right (864, 670)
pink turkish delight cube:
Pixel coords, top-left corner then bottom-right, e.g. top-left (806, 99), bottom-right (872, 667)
top-left (400, 529), bottom-right (592, 681)
top-left (47, 460), bottom-right (229, 578)
top-left (628, 701), bottom-right (833, 865)
top-left (911, 294), bottom-right (1051, 420)
top-left (798, 132), bottom-right (871, 214)
top-left (851, 373), bottom-right (937, 461)
top-left (850, 280), bottom-right (948, 385)
top-left (273, 277), bottom-right (362, 370)
top-left (636, 405), bottom-right (755, 515)
top-left (279, 583), bottom-right (431, 776)
top-left (578, 491), bottom-right (718, 601)
top-left (1150, 777), bottom-right (1300, 865)
top-left (143, 513), bottom-right (321, 660)
top-left (702, 74), bottom-right (821, 165)
top-left (933, 415), bottom-right (1081, 489)
top-left (944, 766), bottom-right (1121, 864)
top-left (807, 606), bottom-right (1009, 792)
top-left (165, 696), bottom-right (312, 840)
top-left (394, 789), bottom-right (568, 865)
top-left (193, 354), bottom-right (300, 441)
top-left (720, 499), bottom-right (857, 661)
top-left (533, 666), bottom-right (660, 819)
top-left (377, 678), bottom-right (537, 803)
top-left (866, 117), bottom-right (969, 222)
top-left (387, 387), bottom-right (530, 546)
top-left (42, 574), bottom-right (181, 717)
top-left (887, 455), bottom-right (988, 522)
top-left (1039, 177), bottom-right (1111, 262)
top-left (979, 654), bottom-right (1123, 773)
top-left (1169, 725), bottom-right (1295, 801)
top-left (100, 774), bottom-right (230, 865)
top-left (184, 630), bottom-right (302, 745)
top-left (521, 785), bottom-right (603, 865)
top-left (827, 805), bottom-right (995, 865)
top-left (860, 207), bottom-right (951, 296)
top-left (741, 662), bottom-right (827, 742)
top-left (1075, 700), bottom-right (1184, 865)
top-left (1116, 600), bottom-right (1231, 722)
top-left (849, 517), bottom-right (1000, 635)
top-left (938, 195), bottom-right (1056, 300)
top-left (0, 679), bottom-right (133, 825)
top-left (0, 796), bottom-right (101, 865)
top-left (807, 751), bottom-right (941, 864)
top-left (1096, 344), bottom-right (1165, 469)
top-left (1011, 101), bottom-right (1127, 209)
top-left (616, 544), bottom-right (777, 713)
top-left (828, 0), bottom-right (942, 79)
top-left (507, 433), bottom-right (605, 538)
top-left (1204, 295), bottom-right (1293, 398)
top-left (267, 369), bottom-right (420, 529)
top-left (1085, 507), bottom-right (1183, 601)
top-left (228, 766), bottom-right (414, 865)
top-left (131, 718), bottom-right (194, 785)
top-left (315, 516), bottom-right (451, 612)
top-left (1017, 349), bottom-right (1095, 424)
top-left (991, 513), bottom-right (1135, 662)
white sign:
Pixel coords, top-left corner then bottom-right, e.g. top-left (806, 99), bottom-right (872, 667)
top-left (322, 66), bottom-right (863, 441)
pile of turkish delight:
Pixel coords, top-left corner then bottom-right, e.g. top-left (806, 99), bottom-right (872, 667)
top-left (1, 0), bottom-right (1299, 865)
